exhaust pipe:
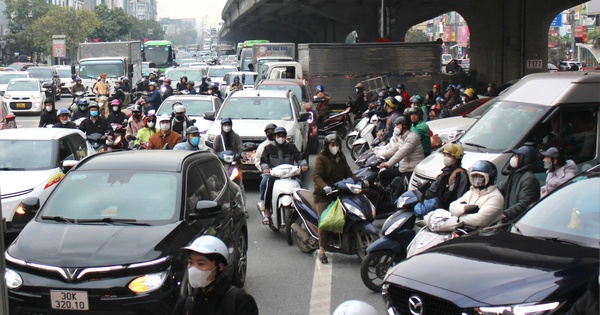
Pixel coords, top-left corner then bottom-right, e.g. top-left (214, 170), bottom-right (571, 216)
top-left (291, 223), bottom-right (310, 243)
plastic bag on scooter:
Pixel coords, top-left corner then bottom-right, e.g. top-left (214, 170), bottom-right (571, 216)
top-left (319, 198), bottom-right (345, 234)
top-left (414, 198), bottom-right (442, 217)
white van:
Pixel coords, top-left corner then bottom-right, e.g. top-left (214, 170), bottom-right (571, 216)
top-left (410, 71), bottom-right (600, 190)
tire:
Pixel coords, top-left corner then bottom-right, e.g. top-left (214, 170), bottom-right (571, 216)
top-left (345, 135), bottom-right (357, 150)
top-left (292, 216), bottom-right (316, 254)
top-left (360, 250), bottom-right (405, 292)
top-left (284, 206), bottom-right (293, 246)
top-left (350, 143), bottom-right (369, 161)
top-left (354, 231), bottom-right (379, 261)
top-left (232, 231), bottom-right (248, 288)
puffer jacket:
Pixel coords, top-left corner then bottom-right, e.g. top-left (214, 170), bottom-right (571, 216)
top-left (380, 129), bottom-right (424, 173)
top-left (497, 166), bottom-right (540, 221)
top-left (260, 142), bottom-right (307, 171)
top-left (313, 151), bottom-right (353, 204)
top-left (449, 185), bottom-right (504, 227)
top-left (541, 160), bottom-right (578, 197)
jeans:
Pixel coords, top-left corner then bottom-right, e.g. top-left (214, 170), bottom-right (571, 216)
top-left (259, 174), bottom-right (268, 201)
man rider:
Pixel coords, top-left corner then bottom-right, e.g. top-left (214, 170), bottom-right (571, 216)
top-left (109, 80), bottom-right (126, 105)
top-left (78, 102), bottom-right (111, 139)
top-left (198, 77), bottom-right (211, 95)
top-left (160, 78), bottom-right (174, 102)
top-left (350, 83), bottom-right (368, 121)
top-left (144, 82), bottom-right (161, 114)
top-left (260, 127), bottom-right (308, 224)
top-left (70, 77), bottom-right (87, 101)
top-left (408, 107), bottom-right (431, 156)
top-left (53, 108), bottom-right (77, 129)
top-left (208, 83), bottom-right (222, 101)
top-left (376, 97), bottom-right (402, 143)
top-left (540, 147), bottom-right (577, 197)
top-left (121, 77), bottom-right (132, 93)
top-left (147, 114), bottom-right (182, 150)
top-left (185, 81), bottom-right (197, 94)
top-left (126, 105), bottom-right (145, 136)
top-left (256, 123), bottom-right (277, 217)
top-left (107, 99), bottom-right (128, 127)
top-left (170, 103), bottom-right (194, 139)
top-left (315, 85), bottom-right (331, 120)
top-left (38, 98), bottom-right (59, 127)
top-left (173, 126), bottom-right (202, 151)
top-left (176, 76), bottom-right (188, 92)
top-left (72, 99), bottom-right (90, 120)
top-left (213, 117), bottom-right (242, 154)
top-left (396, 84), bottom-right (411, 109)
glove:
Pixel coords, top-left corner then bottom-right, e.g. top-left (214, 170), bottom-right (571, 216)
top-left (323, 186), bottom-right (332, 195)
top-left (464, 205), bottom-right (480, 214)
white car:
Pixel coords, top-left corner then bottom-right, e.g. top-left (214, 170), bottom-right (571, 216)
top-left (206, 65), bottom-right (238, 89)
top-left (55, 66), bottom-right (74, 95)
top-left (0, 128), bottom-right (95, 238)
top-left (219, 71), bottom-right (258, 97)
top-left (156, 94), bottom-right (223, 143)
top-left (0, 71), bottom-right (30, 96)
top-left (2, 78), bottom-right (45, 114)
top-left (204, 89), bottom-right (310, 173)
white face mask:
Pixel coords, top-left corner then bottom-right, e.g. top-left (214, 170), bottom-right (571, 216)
top-left (329, 146), bottom-right (339, 155)
top-left (222, 125), bottom-right (231, 133)
top-left (60, 119), bottom-right (69, 125)
top-left (160, 122), bottom-right (170, 131)
top-left (112, 106), bottom-right (119, 112)
top-left (509, 156), bottom-right (519, 168)
top-left (187, 266), bottom-right (216, 289)
top-left (544, 159), bottom-right (553, 170)
top-left (471, 177), bottom-right (486, 188)
top-left (443, 156), bottom-right (455, 167)
top-left (276, 137), bottom-right (285, 145)
top-left (46, 106), bottom-right (53, 112)
top-left (147, 122), bottom-right (155, 128)
top-left (393, 127), bottom-right (401, 136)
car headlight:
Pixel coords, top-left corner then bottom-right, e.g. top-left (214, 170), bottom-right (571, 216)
top-left (5, 268), bottom-right (23, 289)
top-left (3, 93), bottom-right (10, 99)
top-left (31, 92), bottom-right (41, 99)
top-left (128, 271), bottom-right (168, 293)
top-left (345, 202), bottom-right (366, 220)
top-left (477, 302), bottom-right (560, 315)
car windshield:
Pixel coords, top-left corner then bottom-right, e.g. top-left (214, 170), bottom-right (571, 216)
top-left (158, 99), bottom-right (213, 116)
top-left (257, 84), bottom-right (308, 102)
top-left (218, 97), bottom-right (292, 120)
top-left (6, 80), bottom-right (38, 91)
top-left (0, 74), bottom-right (28, 84)
top-left (26, 68), bottom-right (52, 79)
top-left (465, 99), bottom-right (495, 118)
top-left (208, 67), bottom-right (236, 78)
top-left (166, 69), bottom-right (205, 82)
top-left (0, 140), bottom-right (54, 170)
top-left (56, 69), bottom-right (71, 79)
top-left (79, 60), bottom-right (123, 79)
top-left (512, 176), bottom-right (600, 248)
top-left (459, 101), bottom-right (549, 152)
top-left (41, 171), bottom-right (180, 223)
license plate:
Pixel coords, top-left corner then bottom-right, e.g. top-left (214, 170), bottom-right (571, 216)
top-left (50, 290), bottom-right (89, 311)
top-left (16, 103), bottom-right (25, 108)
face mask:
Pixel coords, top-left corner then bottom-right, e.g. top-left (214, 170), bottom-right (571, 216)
top-left (147, 122), bottom-right (155, 128)
top-left (175, 116), bottom-right (183, 122)
top-left (266, 133), bottom-right (274, 141)
top-left (544, 159), bottom-right (553, 170)
top-left (160, 122), bottom-right (170, 131)
top-left (509, 156), bottom-right (519, 169)
top-left (90, 110), bottom-right (99, 117)
top-left (60, 119), bottom-right (69, 125)
top-left (471, 177), bottom-right (486, 188)
top-left (190, 136), bottom-right (200, 146)
top-left (133, 113), bottom-right (141, 118)
top-left (276, 137), bottom-right (285, 145)
top-left (393, 127), bottom-right (401, 136)
top-left (187, 266), bottom-right (216, 289)
top-left (329, 146), bottom-right (339, 155)
top-left (45, 106), bottom-right (53, 112)
top-left (79, 106), bottom-right (87, 111)
top-left (112, 106), bottom-right (119, 112)
top-left (222, 125), bottom-right (231, 133)
top-left (443, 156), bottom-right (455, 167)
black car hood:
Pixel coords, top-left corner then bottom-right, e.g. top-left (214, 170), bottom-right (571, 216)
top-left (8, 221), bottom-right (183, 267)
top-left (387, 229), bottom-right (598, 307)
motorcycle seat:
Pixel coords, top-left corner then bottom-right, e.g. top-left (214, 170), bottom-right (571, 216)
top-left (296, 189), bottom-right (318, 213)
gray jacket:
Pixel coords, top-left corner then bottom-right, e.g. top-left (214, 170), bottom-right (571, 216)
top-left (380, 130), bottom-right (424, 173)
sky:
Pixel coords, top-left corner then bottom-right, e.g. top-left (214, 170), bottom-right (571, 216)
top-left (156, 0), bottom-right (228, 27)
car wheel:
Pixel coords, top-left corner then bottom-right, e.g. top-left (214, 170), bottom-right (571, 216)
top-left (360, 250), bottom-right (405, 292)
top-left (232, 230), bottom-right (247, 288)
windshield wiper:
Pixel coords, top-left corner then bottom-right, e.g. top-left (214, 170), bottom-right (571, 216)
top-left (41, 216), bottom-right (76, 223)
top-left (462, 142), bottom-right (487, 152)
top-left (0, 167), bottom-right (26, 171)
top-left (77, 218), bottom-right (149, 225)
top-left (533, 236), bottom-right (585, 246)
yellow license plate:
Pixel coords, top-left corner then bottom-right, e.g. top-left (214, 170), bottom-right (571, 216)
top-left (16, 103), bottom-right (25, 108)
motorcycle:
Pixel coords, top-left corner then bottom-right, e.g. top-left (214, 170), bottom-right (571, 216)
top-left (217, 150), bottom-right (245, 208)
top-left (69, 90), bottom-right (88, 113)
top-left (352, 152), bottom-right (396, 220)
top-left (264, 164), bottom-right (302, 245)
top-left (317, 106), bottom-right (352, 138)
top-left (290, 177), bottom-right (379, 261)
top-left (350, 114), bottom-right (381, 161)
top-left (106, 124), bottom-right (128, 151)
top-left (86, 133), bottom-right (107, 153)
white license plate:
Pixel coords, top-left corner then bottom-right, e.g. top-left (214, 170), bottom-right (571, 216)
top-left (50, 290), bottom-right (89, 311)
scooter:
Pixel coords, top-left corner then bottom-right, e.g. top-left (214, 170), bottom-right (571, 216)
top-left (290, 177), bottom-right (379, 261)
top-left (318, 106), bottom-right (352, 138)
top-left (106, 124), bottom-right (128, 151)
top-left (352, 152), bottom-right (396, 220)
top-left (217, 150), bottom-right (245, 209)
top-left (350, 114), bottom-right (380, 160)
top-left (69, 90), bottom-right (88, 113)
top-left (345, 111), bottom-right (370, 150)
top-left (87, 133), bottom-right (107, 153)
top-left (264, 164), bottom-right (302, 245)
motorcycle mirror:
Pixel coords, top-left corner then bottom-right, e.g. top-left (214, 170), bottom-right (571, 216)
top-left (190, 119), bottom-right (197, 124)
top-left (126, 135), bottom-right (136, 141)
top-left (204, 140), bottom-right (213, 148)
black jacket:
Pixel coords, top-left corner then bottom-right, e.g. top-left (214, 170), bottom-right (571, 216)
top-left (260, 142), bottom-right (307, 171)
top-left (497, 166), bottom-right (540, 221)
top-left (107, 108), bottom-right (128, 127)
top-left (71, 109), bottom-right (88, 121)
top-left (425, 165), bottom-right (469, 209)
top-left (39, 105), bottom-right (59, 127)
top-left (53, 121), bottom-right (77, 129)
top-left (161, 85), bottom-right (174, 102)
top-left (79, 116), bottom-right (111, 136)
top-left (351, 89), bottom-right (367, 115)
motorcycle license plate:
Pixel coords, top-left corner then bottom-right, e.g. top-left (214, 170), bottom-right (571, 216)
top-left (50, 290), bottom-right (89, 311)
top-left (16, 103), bottom-right (25, 108)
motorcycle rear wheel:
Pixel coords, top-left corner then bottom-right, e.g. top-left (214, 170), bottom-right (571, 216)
top-left (351, 143), bottom-right (369, 161)
top-left (360, 250), bottom-right (405, 292)
top-left (355, 231), bottom-right (379, 261)
top-left (292, 216), bottom-right (316, 254)
top-left (345, 134), bottom-right (357, 150)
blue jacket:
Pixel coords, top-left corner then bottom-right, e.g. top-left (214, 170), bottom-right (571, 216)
top-left (145, 89), bottom-right (162, 111)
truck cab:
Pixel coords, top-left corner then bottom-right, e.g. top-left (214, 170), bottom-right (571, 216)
top-left (257, 61), bottom-right (303, 85)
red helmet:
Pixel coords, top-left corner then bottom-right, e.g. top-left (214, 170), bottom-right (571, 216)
top-left (164, 78), bottom-right (172, 84)
top-left (433, 83), bottom-right (441, 90)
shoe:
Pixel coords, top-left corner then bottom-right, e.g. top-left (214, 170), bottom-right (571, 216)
top-left (319, 253), bottom-right (328, 264)
top-left (262, 215), bottom-right (270, 225)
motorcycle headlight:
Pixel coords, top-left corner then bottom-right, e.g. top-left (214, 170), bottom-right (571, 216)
top-left (128, 271), bottom-right (168, 293)
top-left (307, 112), bottom-right (314, 124)
top-left (346, 183), bottom-right (362, 194)
top-left (208, 134), bottom-right (216, 142)
top-left (345, 202), bottom-right (366, 220)
top-left (5, 268), bottom-right (23, 289)
top-left (223, 154), bottom-right (234, 163)
top-left (477, 302), bottom-right (560, 315)
top-left (383, 217), bottom-right (407, 236)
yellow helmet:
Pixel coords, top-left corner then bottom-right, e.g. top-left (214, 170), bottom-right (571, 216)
top-left (442, 143), bottom-right (464, 160)
top-left (463, 88), bottom-right (476, 99)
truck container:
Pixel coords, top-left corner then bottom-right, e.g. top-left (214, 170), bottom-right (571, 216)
top-left (298, 42), bottom-right (442, 107)
top-left (251, 43), bottom-right (296, 74)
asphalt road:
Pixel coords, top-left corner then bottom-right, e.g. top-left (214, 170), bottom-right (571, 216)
top-left (12, 97), bottom-right (389, 315)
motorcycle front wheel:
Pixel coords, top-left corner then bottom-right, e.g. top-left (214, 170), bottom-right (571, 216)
top-left (351, 143), bottom-right (369, 161)
top-left (360, 250), bottom-right (405, 292)
top-left (345, 134), bottom-right (357, 150)
top-left (355, 231), bottom-right (379, 261)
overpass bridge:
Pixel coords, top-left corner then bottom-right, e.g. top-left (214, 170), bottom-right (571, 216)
top-left (220, 0), bottom-right (585, 89)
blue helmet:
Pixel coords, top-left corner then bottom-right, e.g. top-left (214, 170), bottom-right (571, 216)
top-left (57, 108), bottom-right (70, 116)
top-left (511, 145), bottom-right (538, 167)
top-left (77, 99), bottom-right (89, 106)
top-left (468, 160), bottom-right (498, 187)
top-left (435, 96), bottom-right (446, 103)
top-left (316, 85), bottom-right (325, 92)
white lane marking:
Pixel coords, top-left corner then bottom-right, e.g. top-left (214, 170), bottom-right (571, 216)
top-left (309, 253), bottom-right (333, 315)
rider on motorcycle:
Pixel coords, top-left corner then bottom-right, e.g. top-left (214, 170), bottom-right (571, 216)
top-left (256, 123), bottom-right (277, 215)
top-left (126, 105), bottom-right (145, 136)
top-left (184, 81), bottom-right (197, 94)
top-left (260, 127), bottom-right (308, 224)
top-left (72, 99), bottom-right (90, 121)
top-left (213, 118), bottom-right (242, 154)
top-left (408, 107), bottom-right (431, 156)
top-left (315, 85), bottom-right (331, 119)
top-left (134, 114), bottom-right (158, 148)
top-left (376, 97), bottom-right (402, 143)
top-left (173, 126), bottom-right (202, 151)
top-left (53, 108), bottom-right (77, 129)
top-left (147, 114), bottom-right (182, 150)
top-left (144, 82), bottom-right (161, 113)
top-left (313, 133), bottom-right (353, 264)
top-left (107, 99), bottom-right (128, 127)
top-left (79, 102), bottom-right (111, 140)
top-left (176, 76), bottom-right (188, 92)
top-left (70, 77), bottom-right (87, 100)
top-left (38, 98), bottom-right (59, 127)
top-left (208, 83), bottom-right (222, 101)
top-left (170, 103), bottom-right (194, 138)
top-left (160, 78), bottom-right (174, 102)
top-left (448, 160), bottom-right (504, 227)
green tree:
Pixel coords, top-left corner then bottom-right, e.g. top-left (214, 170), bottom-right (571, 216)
top-left (405, 28), bottom-right (428, 42)
top-left (91, 5), bottom-right (132, 41)
top-left (4, 0), bottom-right (51, 56)
top-left (29, 6), bottom-right (100, 61)
top-left (587, 30), bottom-right (600, 48)
top-left (164, 22), bottom-right (198, 46)
top-left (128, 17), bottom-right (165, 41)
top-left (548, 34), bottom-right (570, 64)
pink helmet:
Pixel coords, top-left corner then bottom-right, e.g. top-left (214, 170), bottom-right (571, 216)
top-left (110, 99), bottom-right (121, 106)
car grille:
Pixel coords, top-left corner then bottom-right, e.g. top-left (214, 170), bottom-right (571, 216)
top-left (410, 172), bottom-right (435, 191)
top-left (9, 102), bottom-right (33, 110)
top-left (1, 188), bottom-right (34, 199)
top-left (387, 284), bottom-right (466, 315)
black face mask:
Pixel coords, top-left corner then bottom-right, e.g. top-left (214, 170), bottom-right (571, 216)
top-left (175, 116), bottom-right (184, 122)
top-left (266, 133), bottom-right (274, 141)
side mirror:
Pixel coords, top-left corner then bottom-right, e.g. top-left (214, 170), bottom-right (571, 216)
top-left (190, 119), bottom-right (197, 124)
top-left (71, 65), bottom-right (76, 75)
top-left (61, 160), bottom-right (79, 173)
top-left (11, 197), bottom-right (40, 227)
top-left (42, 82), bottom-right (52, 89)
top-left (204, 140), bottom-right (214, 148)
top-left (298, 112), bottom-right (311, 122)
top-left (203, 111), bottom-right (215, 121)
top-left (189, 200), bottom-right (220, 220)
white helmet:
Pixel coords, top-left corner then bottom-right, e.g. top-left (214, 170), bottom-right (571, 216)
top-left (158, 114), bottom-right (171, 123)
top-left (183, 235), bottom-right (229, 264)
top-left (394, 95), bottom-right (403, 104)
top-left (333, 300), bottom-right (378, 315)
top-left (173, 104), bottom-right (186, 114)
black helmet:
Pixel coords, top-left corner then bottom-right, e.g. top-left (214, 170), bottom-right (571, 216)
top-left (408, 107), bottom-right (423, 119)
top-left (221, 117), bottom-right (232, 125)
top-left (397, 83), bottom-right (405, 90)
top-left (264, 123), bottom-right (277, 132)
top-left (131, 104), bottom-right (142, 113)
top-left (208, 83), bottom-right (217, 90)
top-left (511, 145), bottom-right (538, 166)
top-left (180, 76), bottom-right (188, 81)
top-left (468, 160), bottom-right (498, 188)
top-left (323, 133), bottom-right (341, 147)
top-left (45, 97), bottom-right (55, 105)
top-left (273, 126), bottom-right (287, 136)
top-left (394, 116), bottom-right (410, 128)
top-left (187, 80), bottom-right (195, 86)
top-left (186, 126), bottom-right (200, 134)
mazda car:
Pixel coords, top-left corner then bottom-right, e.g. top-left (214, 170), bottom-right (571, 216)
top-left (5, 150), bottom-right (248, 315)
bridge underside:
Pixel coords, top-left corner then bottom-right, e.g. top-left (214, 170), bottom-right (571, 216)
top-left (221, 0), bottom-right (585, 86)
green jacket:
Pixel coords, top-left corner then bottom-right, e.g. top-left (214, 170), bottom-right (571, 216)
top-left (411, 120), bottom-right (431, 154)
top-left (135, 127), bottom-right (159, 146)
top-left (313, 151), bottom-right (353, 204)
top-left (497, 167), bottom-right (540, 221)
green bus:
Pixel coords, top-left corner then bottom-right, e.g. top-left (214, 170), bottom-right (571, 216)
top-left (143, 40), bottom-right (175, 72)
top-left (238, 40), bottom-right (270, 71)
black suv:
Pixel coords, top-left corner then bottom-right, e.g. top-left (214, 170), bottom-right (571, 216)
top-left (5, 150), bottom-right (248, 315)
top-left (26, 66), bottom-right (61, 100)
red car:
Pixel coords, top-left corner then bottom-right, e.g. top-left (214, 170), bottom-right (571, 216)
top-left (1, 100), bottom-right (17, 129)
